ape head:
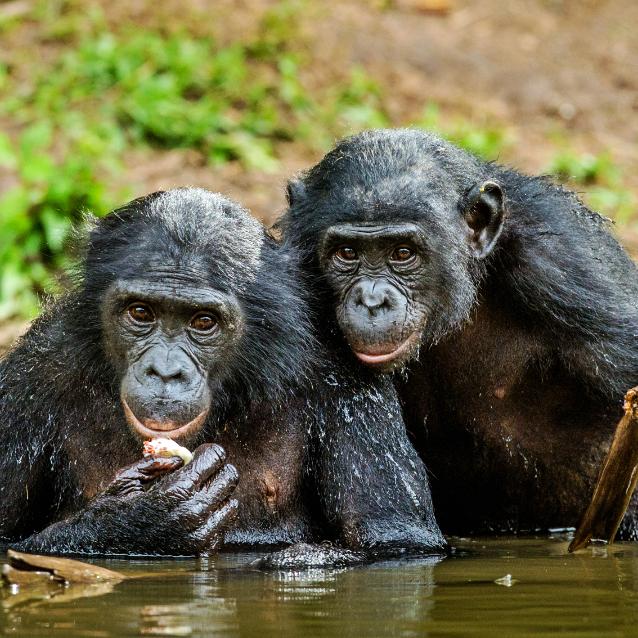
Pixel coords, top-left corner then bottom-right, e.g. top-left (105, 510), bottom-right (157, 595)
top-left (282, 129), bottom-right (506, 371)
top-left (79, 188), bottom-right (312, 445)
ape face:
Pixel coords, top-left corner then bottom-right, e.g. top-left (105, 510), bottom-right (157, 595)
top-left (320, 223), bottom-right (430, 370)
top-left (84, 187), bottom-right (297, 446)
top-left (288, 130), bottom-right (506, 371)
top-left (102, 274), bottom-right (244, 442)
top-left (317, 181), bottom-right (504, 371)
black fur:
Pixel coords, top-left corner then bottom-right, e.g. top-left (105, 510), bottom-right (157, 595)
top-left (0, 186), bottom-right (444, 557)
top-left (281, 128), bottom-right (638, 536)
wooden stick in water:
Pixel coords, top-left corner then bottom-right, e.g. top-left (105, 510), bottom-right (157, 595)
top-left (569, 386), bottom-right (638, 552)
top-left (2, 549), bottom-right (125, 586)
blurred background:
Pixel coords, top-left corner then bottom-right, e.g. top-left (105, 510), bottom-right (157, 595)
top-left (0, 0), bottom-right (636, 347)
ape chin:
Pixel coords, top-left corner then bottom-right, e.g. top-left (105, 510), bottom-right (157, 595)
top-left (349, 329), bottom-right (423, 369)
top-left (121, 397), bottom-right (210, 443)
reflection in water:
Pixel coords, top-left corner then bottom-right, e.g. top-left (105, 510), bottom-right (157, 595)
top-left (2, 539), bottom-right (638, 637)
top-left (220, 555), bottom-right (442, 636)
top-left (2, 581), bottom-right (117, 612)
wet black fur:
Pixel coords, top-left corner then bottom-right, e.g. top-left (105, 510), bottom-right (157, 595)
top-left (0, 190), bottom-right (312, 551)
top-left (0, 186), bottom-right (444, 557)
top-left (281, 129), bottom-right (638, 535)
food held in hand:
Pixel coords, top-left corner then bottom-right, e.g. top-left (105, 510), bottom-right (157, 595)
top-left (143, 438), bottom-right (193, 465)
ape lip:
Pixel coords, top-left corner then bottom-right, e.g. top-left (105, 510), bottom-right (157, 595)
top-left (353, 334), bottom-right (417, 365)
top-left (122, 399), bottom-right (209, 440)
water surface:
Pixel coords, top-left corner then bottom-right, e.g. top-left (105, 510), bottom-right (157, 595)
top-left (2, 537), bottom-right (638, 637)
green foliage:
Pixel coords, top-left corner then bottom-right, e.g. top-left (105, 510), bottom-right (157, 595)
top-left (547, 151), bottom-right (619, 186)
top-left (546, 151), bottom-right (635, 223)
top-left (0, 1), bottom-right (394, 318)
top-left (0, 124), bottom-right (119, 320)
top-left (328, 68), bottom-right (389, 130)
top-left (586, 188), bottom-right (636, 224)
top-left (8, 32), bottom-right (296, 169)
top-left (413, 102), bottom-right (512, 159)
top-left (0, 3), bottom-right (634, 320)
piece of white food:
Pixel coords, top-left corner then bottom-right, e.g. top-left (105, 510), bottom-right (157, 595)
top-left (142, 438), bottom-right (193, 465)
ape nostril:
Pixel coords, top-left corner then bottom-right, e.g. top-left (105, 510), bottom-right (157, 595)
top-left (145, 365), bottom-right (185, 384)
top-left (359, 293), bottom-right (390, 314)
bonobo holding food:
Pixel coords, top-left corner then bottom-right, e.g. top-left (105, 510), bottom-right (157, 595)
top-left (280, 128), bottom-right (638, 537)
top-left (0, 187), bottom-right (444, 559)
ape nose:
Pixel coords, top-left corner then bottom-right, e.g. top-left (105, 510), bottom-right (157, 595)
top-left (144, 354), bottom-right (187, 384)
top-left (355, 281), bottom-right (392, 317)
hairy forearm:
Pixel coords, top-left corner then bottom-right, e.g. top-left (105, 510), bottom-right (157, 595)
top-left (312, 388), bottom-right (446, 554)
top-left (13, 498), bottom-right (120, 556)
top-left (11, 497), bottom-right (167, 557)
top-left (341, 517), bottom-right (446, 554)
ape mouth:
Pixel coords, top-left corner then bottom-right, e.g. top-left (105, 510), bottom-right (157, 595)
top-left (122, 399), bottom-right (209, 441)
top-left (352, 332), bottom-right (420, 366)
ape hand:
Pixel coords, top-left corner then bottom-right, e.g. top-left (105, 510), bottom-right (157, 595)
top-left (103, 454), bottom-right (184, 498)
top-left (135, 443), bottom-right (240, 554)
top-left (13, 444), bottom-right (239, 557)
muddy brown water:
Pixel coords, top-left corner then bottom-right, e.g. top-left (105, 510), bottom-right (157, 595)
top-left (2, 536), bottom-right (638, 637)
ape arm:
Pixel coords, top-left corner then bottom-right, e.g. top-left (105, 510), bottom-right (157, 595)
top-left (0, 361), bottom-right (61, 551)
top-left (309, 369), bottom-right (446, 556)
top-left (0, 430), bottom-right (57, 551)
top-left (10, 445), bottom-right (238, 557)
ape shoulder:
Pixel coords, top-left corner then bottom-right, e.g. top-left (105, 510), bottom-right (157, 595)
top-left (490, 167), bottom-right (638, 397)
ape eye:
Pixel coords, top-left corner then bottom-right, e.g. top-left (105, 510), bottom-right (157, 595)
top-left (190, 312), bottom-right (218, 333)
top-left (127, 303), bottom-right (155, 323)
top-left (391, 245), bottom-right (415, 262)
top-left (334, 246), bottom-right (358, 262)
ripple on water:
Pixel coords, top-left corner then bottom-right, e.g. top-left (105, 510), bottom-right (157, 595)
top-left (2, 539), bottom-right (638, 637)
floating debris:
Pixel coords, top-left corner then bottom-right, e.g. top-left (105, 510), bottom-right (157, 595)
top-left (2, 549), bottom-right (125, 587)
top-left (494, 574), bottom-right (518, 587)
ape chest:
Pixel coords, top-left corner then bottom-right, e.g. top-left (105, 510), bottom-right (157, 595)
top-left (67, 438), bottom-right (139, 503)
top-left (259, 470), bottom-right (284, 511)
top-left (229, 464), bottom-right (301, 518)
top-left (221, 436), bottom-right (304, 515)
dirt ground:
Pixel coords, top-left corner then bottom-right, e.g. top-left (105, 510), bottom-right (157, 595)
top-left (107, 0), bottom-right (638, 223)
top-left (1, 0), bottom-right (637, 351)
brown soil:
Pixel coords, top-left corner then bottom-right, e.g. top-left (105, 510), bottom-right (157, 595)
top-left (106, 0), bottom-right (638, 226)
top-left (0, 321), bottom-right (28, 355)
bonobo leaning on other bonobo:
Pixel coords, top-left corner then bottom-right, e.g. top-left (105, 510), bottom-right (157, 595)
top-left (0, 187), bottom-right (444, 559)
top-left (280, 128), bottom-right (638, 537)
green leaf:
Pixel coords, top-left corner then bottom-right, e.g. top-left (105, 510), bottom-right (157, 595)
top-left (19, 121), bottom-right (53, 157)
top-left (0, 132), bottom-right (16, 168)
top-left (40, 207), bottom-right (72, 253)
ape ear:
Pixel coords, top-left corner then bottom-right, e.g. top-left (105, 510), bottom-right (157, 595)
top-left (286, 179), bottom-right (306, 207)
top-left (461, 180), bottom-right (505, 259)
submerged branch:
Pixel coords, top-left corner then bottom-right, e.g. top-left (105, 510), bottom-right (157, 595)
top-left (2, 549), bottom-right (125, 587)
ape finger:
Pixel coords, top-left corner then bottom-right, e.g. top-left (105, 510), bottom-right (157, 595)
top-left (193, 499), bottom-right (239, 553)
top-left (138, 456), bottom-right (184, 481)
top-left (164, 443), bottom-right (227, 498)
top-left (179, 464), bottom-right (239, 521)
top-left (117, 455), bottom-right (183, 482)
top-left (104, 456), bottom-right (183, 497)
top-left (200, 463), bottom-right (239, 506)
